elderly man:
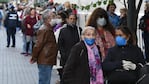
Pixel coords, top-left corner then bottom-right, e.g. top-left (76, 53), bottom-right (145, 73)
top-left (30, 9), bottom-right (58, 84)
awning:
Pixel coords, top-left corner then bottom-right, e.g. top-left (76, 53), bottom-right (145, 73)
top-left (0, 0), bottom-right (9, 3)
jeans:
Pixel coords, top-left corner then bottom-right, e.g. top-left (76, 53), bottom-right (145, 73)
top-left (22, 34), bottom-right (32, 53)
top-left (38, 64), bottom-right (53, 84)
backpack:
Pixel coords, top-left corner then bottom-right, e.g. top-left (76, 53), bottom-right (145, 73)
top-left (136, 64), bottom-right (149, 84)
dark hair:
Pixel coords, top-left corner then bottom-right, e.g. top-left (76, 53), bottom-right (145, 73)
top-left (117, 26), bottom-right (134, 44)
top-left (106, 3), bottom-right (116, 11)
top-left (86, 7), bottom-right (115, 36)
top-left (29, 8), bottom-right (36, 14)
top-left (58, 11), bottom-right (68, 19)
top-left (58, 11), bottom-right (68, 24)
top-left (68, 13), bottom-right (77, 20)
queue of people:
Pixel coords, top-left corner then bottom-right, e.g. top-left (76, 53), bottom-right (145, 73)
top-left (1, 1), bottom-right (148, 84)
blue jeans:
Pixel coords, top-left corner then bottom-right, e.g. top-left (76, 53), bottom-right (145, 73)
top-left (22, 34), bottom-right (32, 53)
top-left (38, 64), bottom-right (53, 84)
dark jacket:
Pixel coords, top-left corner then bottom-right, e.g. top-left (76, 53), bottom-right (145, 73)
top-left (102, 45), bottom-right (145, 83)
top-left (139, 12), bottom-right (149, 32)
top-left (31, 25), bottom-right (58, 65)
top-left (62, 41), bottom-right (90, 84)
top-left (4, 10), bottom-right (18, 28)
top-left (58, 24), bottom-right (82, 67)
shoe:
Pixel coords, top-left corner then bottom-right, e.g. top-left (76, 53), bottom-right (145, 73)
top-left (11, 45), bottom-right (15, 47)
top-left (24, 53), bottom-right (29, 56)
top-left (6, 45), bottom-right (9, 47)
top-left (20, 52), bottom-right (26, 55)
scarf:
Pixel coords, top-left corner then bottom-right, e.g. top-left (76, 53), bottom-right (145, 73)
top-left (85, 42), bottom-right (104, 84)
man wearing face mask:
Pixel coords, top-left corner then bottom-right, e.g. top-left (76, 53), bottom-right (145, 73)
top-left (58, 14), bottom-right (82, 80)
top-left (102, 26), bottom-right (145, 84)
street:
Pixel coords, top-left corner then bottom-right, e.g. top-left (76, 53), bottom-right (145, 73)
top-left (0, 27), bottom-right (59, 84)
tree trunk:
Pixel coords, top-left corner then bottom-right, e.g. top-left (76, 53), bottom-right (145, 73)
top-left (127, 0), bottom-right (136, 44)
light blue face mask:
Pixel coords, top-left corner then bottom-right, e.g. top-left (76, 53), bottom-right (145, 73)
top-left (115, 36), bottom-right (127, 46)
top-left (84, 38), bottom-right (95, 46)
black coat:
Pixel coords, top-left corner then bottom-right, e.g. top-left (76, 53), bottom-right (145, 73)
top-left (58, 24), bottom-right (82, 67)
top-left (102, 45), bottom-right (145, 84)
top-left (62, 41), bottom-right (90, 84)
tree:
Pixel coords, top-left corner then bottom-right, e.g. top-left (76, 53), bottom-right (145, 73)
top-left (127, 0), bottom-right (143, 44)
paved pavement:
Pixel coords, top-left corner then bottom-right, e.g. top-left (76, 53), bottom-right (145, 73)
top-left (0, 27), bottom-right (59, 84)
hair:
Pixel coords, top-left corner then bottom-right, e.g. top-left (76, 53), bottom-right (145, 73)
top-left (58, 11), bottom-right (68, 24)
top-left (86, 7), bottom-right (115, 36)
top-left (117, 26), bottom-right (134, 44)
top-left (42, 9), bottom-right (52, 23)
top-left (68, 13), bottom-right (77, 20)
top-left (120, 8), bottom-right (127, 13)
top-left (29, 7), bottom-right (36, 15)
top-left (81, 26), bottom-right (96, 40)
top-left (82, 26), bottom-right (96, 35)
top-left (106, 3), bottom-right (116, 11)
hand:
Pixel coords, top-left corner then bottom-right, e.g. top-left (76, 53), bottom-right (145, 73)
top-left (27, 24), bottom-right (31, 29)
top-left (122, 60), bottom-right (136, 70)
top-left (30, 58), bottom-right (36, 64)
top-left (127, 63), bottom-right (136, 70)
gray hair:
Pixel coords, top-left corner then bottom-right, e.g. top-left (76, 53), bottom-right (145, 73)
top-left (41, 9), bottom-right (52, 22)
top-left (82, 26), bottom-right (96, 35)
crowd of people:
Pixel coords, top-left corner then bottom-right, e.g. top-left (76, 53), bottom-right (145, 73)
top-left (0, 1), bottom-right (148, 84)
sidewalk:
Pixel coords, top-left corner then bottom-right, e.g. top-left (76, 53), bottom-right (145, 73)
top-left (0, 27), bottom-right (59, 84)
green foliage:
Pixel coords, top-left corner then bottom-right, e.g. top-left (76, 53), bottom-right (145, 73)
top-left (97, 1), bottom-right (102, 5)
top-left (78, 0), bottom-right (114, 10)
top-left (103, 0), bottom-right (108, 4)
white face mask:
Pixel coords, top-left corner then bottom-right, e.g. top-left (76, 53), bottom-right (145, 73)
top-left (97, 17), bottom-right (107, 26)
top-left (56, 19), bottom-right (62, 24)
top-left (50, 19), bottom-right (57, 26)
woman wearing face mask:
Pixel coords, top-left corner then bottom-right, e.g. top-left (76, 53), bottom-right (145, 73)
top-left (62, 26), bottom-right (104, 84)
top-left (102, 26), bottom-right (145, 84)
top-left (86, 7), bottom-right (115, 61)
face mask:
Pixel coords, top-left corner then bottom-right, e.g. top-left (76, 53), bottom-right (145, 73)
top-left (97, 17), bottom-right (107, 26)
top-left (115, 36), bottom-right (127, 46)
top-left (56, 19), bottom-right (62, 24)
top-left (50, 19), bottom-right (57, 26)
top-left (84, 38), bottom-right (95, 46)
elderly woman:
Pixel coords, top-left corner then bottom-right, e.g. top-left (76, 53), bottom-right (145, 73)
top-left (30, 9), bottom-right (58, 84)
top-left (62, 26), bottom-right (104, 84)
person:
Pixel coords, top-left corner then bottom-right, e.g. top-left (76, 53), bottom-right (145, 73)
top-left (4, 5), bottom-right (19, 47)
top-left (139, 3), bottom-right (149, 62)
top-left (24, 8), bottom-right (39, 56)
top-left (102, 26), bottom-right (145, 84)
top-left (30, 9), bottom-right (58, 84)
top-left (63, 1), bottom-right (72, 15)
top-left (106, 3), bottom-right (120, 28)
top-left (58, 13), bottom-right (82, 83)
top-left (62, 26), bottom-right (104, 84)
top-left (86, 7), bottom-right (115, 61)
top-left (53, 11), bottom-right (68, 84)
top-left (119, 8), bottom-right (127, 26)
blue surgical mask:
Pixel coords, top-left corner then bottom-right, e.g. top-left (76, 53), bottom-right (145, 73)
top-left (84, 38), bottom-right (95, 46)
top-left (115, 36), bottom-right (127, 46)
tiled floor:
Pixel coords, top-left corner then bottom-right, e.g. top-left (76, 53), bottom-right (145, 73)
top-left (0, 27), bottom-right (59, 84)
